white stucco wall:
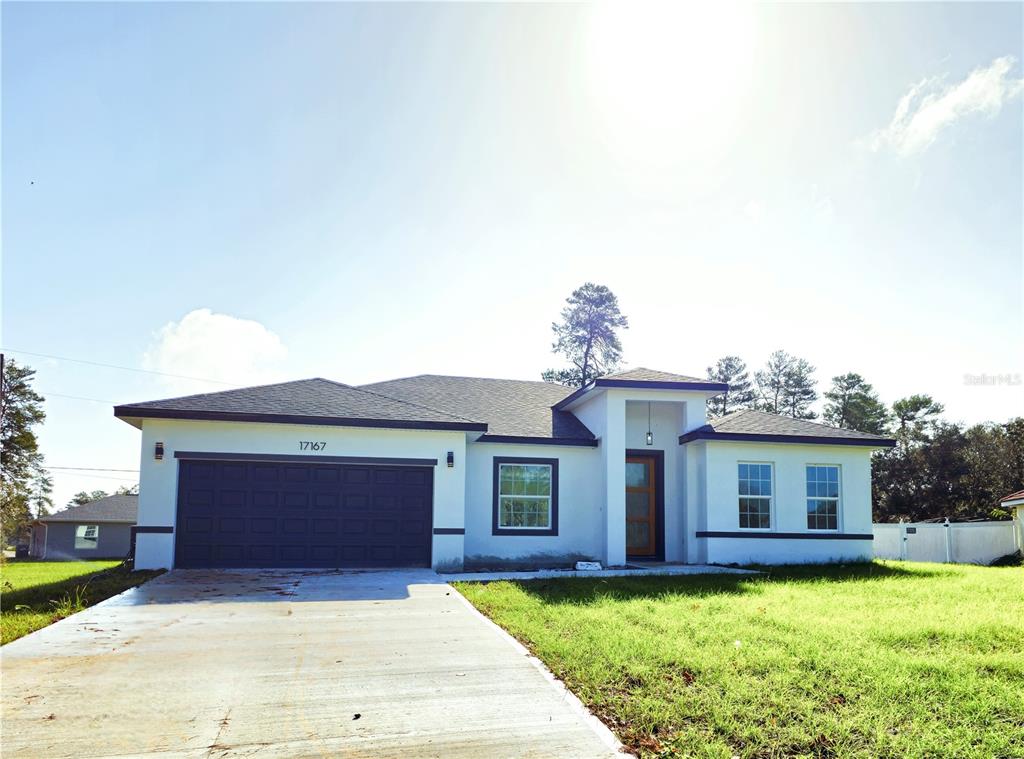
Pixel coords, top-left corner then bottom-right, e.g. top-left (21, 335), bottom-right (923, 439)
top-left (700, 440), bottom-right (875, 565)
top-left (463, 441), bottom-right (604, 567)
top-left (134, 419), bottom-right (467, 571)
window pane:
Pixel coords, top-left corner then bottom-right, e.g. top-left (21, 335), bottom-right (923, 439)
top-left (537, 467), bottom-right (551, 495)
top-left (626, 462), bottom-right (649, 488)
top-left (75, 524), bottom-right (99, 549)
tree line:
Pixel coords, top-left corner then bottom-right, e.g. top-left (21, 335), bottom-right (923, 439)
top-left (542, 283), bottom-right (1022, 523)
top-left (0, 359), bottom-right (139, 546)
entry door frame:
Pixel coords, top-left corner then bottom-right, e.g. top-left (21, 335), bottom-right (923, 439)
top-left (625, 449), bottom-right (665, 562)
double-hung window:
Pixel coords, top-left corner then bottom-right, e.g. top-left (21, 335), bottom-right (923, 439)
top-left (738, 463), bottom-right (772, 529)
top-left (493, 458), bottom-right (558, 535)
top-left (806, 466), bottom-right (840, 530)
top-left (75, 524), bottom-right (99, 550)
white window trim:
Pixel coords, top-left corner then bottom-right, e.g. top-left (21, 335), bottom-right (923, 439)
top-left (805, 464), bottom-right (842, 532)
top-left (75, 524), bottom-right (100, 550)
top-left (497, 463), bottom-right (554, 531)
top-left (737, 461), bottom-right (774, 531)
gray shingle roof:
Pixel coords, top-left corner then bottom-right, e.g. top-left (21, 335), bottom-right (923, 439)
top-left (359, 375), bottom-right (594, 441)
top-left (605, 367), bottom-right (706, 383)
top-left (681, 409), bottom-right (895, 446)
top-left (42, 495), bottom-right (138, 523)
top-left (114, 378), bottom-right (487, 431)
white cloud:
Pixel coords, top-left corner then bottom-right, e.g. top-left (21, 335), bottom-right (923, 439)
top-left (143, 309), bottom-right (288, 396)
top-left (865, 56), bottom-right (1023, 156)
top-left (743, 199), bottom-right (767, 223)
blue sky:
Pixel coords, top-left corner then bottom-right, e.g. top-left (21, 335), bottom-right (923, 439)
top-left (2, 2), bottom-right (1022, 508)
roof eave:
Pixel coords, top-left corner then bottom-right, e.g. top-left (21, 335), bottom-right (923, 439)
top-left (474, 434), bottom-right (599, 448)
top-left (37, 518), bottom-right (136, 524)
top-left (112, 406), bottom-right (488, 433)
top-left (552, 378), bottom-right (729, 411)
top-left (678, 430), bottom-right (897, 448)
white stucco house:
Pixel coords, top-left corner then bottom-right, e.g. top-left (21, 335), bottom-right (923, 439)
top-left (114, 368), bottom-right (895, 572)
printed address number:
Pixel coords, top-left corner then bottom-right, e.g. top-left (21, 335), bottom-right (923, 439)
top-left (299, 441), bottom-right (327, 451)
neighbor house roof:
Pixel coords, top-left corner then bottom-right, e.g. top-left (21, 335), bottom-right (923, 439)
top-left (360, 375), bottom-right (596, 444)
top-left (1000, 489), bottom-right (1024, 506)
top-left (678, 409), bottom-right (896, 447)
top-left (113, 378), bottom-right (488, 432)
top-left (41, 495), bottom-right (138, 524)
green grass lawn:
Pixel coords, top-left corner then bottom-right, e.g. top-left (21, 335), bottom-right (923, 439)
top-left (1, 560), bottom-right (163, 644)
top-left (456, 562), bottom-right (1024, 758)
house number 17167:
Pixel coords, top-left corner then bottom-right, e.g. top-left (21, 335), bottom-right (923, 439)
top-left (299, 441), bottom-right (327, 451)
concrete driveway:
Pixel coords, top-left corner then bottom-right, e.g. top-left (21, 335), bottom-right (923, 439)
top-left (2, 569), bottom-right (622, 758)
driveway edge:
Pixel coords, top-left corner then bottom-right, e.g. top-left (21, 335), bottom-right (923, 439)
top-left (448, 584), bottom-right (632, 758)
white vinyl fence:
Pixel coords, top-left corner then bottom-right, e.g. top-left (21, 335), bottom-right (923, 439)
top-left (873, 519), bottom-right (1020, 565)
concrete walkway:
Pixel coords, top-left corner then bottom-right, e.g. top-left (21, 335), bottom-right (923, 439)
top-left (443, 563), bottom-right (759, 582)
top-left (2, 569), bottom-right (623, 758)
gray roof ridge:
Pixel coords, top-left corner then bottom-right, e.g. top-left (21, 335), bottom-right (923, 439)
top-left (318, 377), bottom-right (486, 425)
top-left (364, 373), bottom-right (566, 388)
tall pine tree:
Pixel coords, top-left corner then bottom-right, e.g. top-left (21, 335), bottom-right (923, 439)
top-left (706, 356), bottom-right (755, 417)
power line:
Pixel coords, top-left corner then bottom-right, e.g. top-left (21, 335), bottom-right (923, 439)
top-left (47, 466), bottom-right (139, 472)
top-left (41, 391), bottom-right (118, 404)
top-left (47, 471), bottom-right (139, 483)
top-left (2, 348), bottom-right (241, 387)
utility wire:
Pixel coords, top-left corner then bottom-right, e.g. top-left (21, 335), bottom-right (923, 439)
top-left (2, 348), bottom-right (241, 387)
top-left (41, 391), bottom-right (118, 404)
top-left (47, 466), bottom-right (140, 472)
top-left (47, 471), bottom-right (139, 482)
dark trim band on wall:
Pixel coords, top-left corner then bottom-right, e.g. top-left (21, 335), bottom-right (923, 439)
top-left (433, 528), bottom-right (465, 535)
top-left (678, 430), bottom-right (896, 448)
top-left (131, 526), bottom-right (174, 535)
top-left (696, 531), bottom-right (874, 540)
top-left (113, 406), bottom-right (488, 433)
top-left (173, 452), bottom-right (439, 466)
top-left (492, 456), bottom-right (560, 536)
top-left (476, 435), bottom-right (598, 448)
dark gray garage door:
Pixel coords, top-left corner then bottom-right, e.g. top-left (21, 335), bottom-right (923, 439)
top-left (174, 458), bottom-right (433, 568)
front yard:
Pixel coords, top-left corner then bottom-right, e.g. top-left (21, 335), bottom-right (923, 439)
top-left (1, 560), bottom-right (163, 644)
top-left (456, 562), bottom-right (1024, 758)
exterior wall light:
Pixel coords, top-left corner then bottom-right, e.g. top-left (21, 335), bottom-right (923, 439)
top-left (646, 402), bottom-right (654, 446)
top-left (447, 451), bottom-right (454, 468)
top-left (154, 442), bottom-right (164, 460)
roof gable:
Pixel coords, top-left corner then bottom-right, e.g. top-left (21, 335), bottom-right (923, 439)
top-left (604, 367), bottom-right (707, 383)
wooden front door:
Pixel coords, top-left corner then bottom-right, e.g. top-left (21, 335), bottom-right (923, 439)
top-left (625, 456), bottom-right (657, 557)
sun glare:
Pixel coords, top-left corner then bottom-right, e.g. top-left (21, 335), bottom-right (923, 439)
top-left (586, 1), bottom-right (755, 163)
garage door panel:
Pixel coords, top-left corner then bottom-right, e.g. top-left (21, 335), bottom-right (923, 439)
top-left (313, 493), bottom-right (339, 509)
top-left (175, 460), bottom-right (433, 568)
top-left (219, 490), bottom-right (247, 507)
top-left (218, 518), bottom-right (245, 534)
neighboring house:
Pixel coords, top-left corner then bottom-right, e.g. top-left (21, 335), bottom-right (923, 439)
top-left (113, 368), bottom-right (895, 572)
top-left (1000, 489), bottom-right (1024, 552)
top-left (30, 495), bottom-right (138, 560)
